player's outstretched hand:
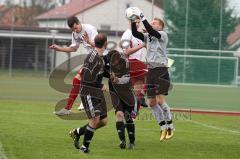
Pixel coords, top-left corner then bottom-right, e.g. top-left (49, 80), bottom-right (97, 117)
top-left (49, 44), bottom-right (61, 51)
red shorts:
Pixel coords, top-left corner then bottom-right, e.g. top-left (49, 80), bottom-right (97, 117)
top-left (128, 59), bottom-right (148, 84)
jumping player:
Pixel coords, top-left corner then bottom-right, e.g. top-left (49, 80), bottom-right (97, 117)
top-left (121, 17), bottom-right (148, 108)
top-left (131, 9), bottom-right (174, 141)
top-left (49, 16), bottom-right (98, 115)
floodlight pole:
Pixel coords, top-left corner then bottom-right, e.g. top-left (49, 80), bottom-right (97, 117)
top-left (50, 30), bottom-right (58, 72)
top-left (183, 0), bottom-right (189, 83)
top-left (9, 14), bottom-right (14, 77)
top-left (217, 0), bottom-right (223, 84)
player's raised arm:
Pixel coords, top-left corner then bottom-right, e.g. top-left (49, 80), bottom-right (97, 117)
top-left (142, 19), bottom-right (161, 39)
top-left (131, 21), bottom-right (144, 41)
top-left (123, 42), bottom-right (145, 57)
top-left (49, 44), bottom-right (77, 53)
top-left (121, 27), bottom-right (145, 56)
top-left (134, 9), bottom-right (162, 39)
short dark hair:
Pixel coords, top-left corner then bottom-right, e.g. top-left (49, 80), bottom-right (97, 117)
top-left (67, 16), bottom-right (80, 28)
top-left (108, 50), bottom-right (120, 62)
top-left (94, 33), bottom-right (107, 48)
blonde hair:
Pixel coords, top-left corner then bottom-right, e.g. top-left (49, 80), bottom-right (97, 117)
top-left (154, 17), bottom-right (165, 29)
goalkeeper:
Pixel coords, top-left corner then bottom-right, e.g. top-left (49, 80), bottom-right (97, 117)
top-left (130, 8), bottom-right (174, 141)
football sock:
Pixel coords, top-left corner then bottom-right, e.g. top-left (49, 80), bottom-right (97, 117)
top-left (83, 125), bottom-right (95, 149)
top-left (116, 121), bottom-right (126, 142)
top-left (161, 102), bottom-right (172, 121)
top-left (159, 120), bottom-right (167, 130)
top-left (77, 124), bottom-right (88, 136)
top-left (151, 104), bottom-right (164, 124)
top-left (65, 77), bottom-right (80, 110)
top-left (125, 120), bottom-right (135, 144)
top-left (167, 120), bottom-right (174, 130)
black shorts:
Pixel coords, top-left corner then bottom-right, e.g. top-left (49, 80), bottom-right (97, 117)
top-left (146, 67), bottom-right (171, 98)
top-left (80, 85), bottom-right (107, 119)
top-left (108, 82), bottom-right (137, 114)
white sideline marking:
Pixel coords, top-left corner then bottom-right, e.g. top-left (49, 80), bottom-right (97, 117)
top-left (0, 142), bottom-right (8, 159)
top-left (189, 120), bottom-right (240, 135)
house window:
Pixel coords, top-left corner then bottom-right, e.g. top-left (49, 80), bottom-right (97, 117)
top-left (100, 24), bottom-right (111, 30)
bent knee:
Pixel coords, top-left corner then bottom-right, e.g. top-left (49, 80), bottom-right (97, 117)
top-left (148, 98), bottom-right (157, 107)
top-left (116, 111), bottom-right (124, 121)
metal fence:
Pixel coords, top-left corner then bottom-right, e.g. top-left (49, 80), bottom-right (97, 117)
top-left (0, 0), bottom-right (240, 86)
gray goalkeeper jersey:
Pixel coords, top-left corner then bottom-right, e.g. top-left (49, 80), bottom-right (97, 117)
top-left (144, 31), bottom-right (168, 69)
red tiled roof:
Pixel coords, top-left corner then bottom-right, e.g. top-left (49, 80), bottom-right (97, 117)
top-left (0, 5), bottom-right (6, 12)
top-left (227, 25), bottom-right (240, 45)
top-left (35, 0), bottom-right (106, 20)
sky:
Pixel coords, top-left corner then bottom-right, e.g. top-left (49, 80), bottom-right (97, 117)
top-left (228, 0), bottom-right (240, 17)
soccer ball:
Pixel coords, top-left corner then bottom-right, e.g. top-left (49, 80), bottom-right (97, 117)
top-left (125, 7), bottom-right (138, 20)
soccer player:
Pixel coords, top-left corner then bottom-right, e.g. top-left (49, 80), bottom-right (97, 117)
top-left (131, 9), bottom-right (174, 141)
top-left (69, 33), bottom-right (109, 153)
top-left (107, 50), bottom-right (137, 149)
top-left (49, 16), bottom-right (98, 115)
top-left (121, 17), bottom-right (148, 108)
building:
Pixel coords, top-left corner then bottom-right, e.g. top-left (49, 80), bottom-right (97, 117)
top-left (0, 25), bottom-right (123, 73)
top-left (227, 25), bottom-right (240, 85)
top-left (227, 25), bottom-right (240, 52)
top-left (35, 0), bottom-right (164, 31)
top-left (0, 5), bottom-right (38, 26)
top-left (0, 0), bottom-right (164, 74)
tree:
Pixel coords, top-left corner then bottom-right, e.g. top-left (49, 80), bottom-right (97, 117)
top-left (0, 0), bottom-right (59, 26)
top-left (163, 0), bottom-right (239, 50)
top-left (162, 0), bottom-right (240, 84)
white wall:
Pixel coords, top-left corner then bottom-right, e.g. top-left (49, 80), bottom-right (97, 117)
top-left (38, 0), bottom-right (164, 31)
top-left (38, 20), bottom-right (67, 28)
top-left (79, 0), bottom-right (164, 31)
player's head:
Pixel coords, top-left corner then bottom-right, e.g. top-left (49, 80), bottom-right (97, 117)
top-left (130, 17), bottom-right (141, 29)
top-left (108, 50), bottom-right (121, 67)
top-left (67, 16), bottom-right (82, 33)
top-left (150, 17), bottom-right (165, 31)
top-left (94, 33), bottom-right (108, 49)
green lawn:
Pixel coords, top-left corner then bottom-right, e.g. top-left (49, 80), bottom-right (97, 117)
top-left (0, 75), bottom-right (239, 111)
top-left (0, 75), bottom-right (240, 159)
top-left (0, 101), bottom-right (240, 159)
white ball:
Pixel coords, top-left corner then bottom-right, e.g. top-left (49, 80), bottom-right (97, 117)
top-left (125, 7), bottom-right (138, 20)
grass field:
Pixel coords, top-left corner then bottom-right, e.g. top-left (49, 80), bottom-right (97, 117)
top-left (0, 74), bottom-right (240, 159)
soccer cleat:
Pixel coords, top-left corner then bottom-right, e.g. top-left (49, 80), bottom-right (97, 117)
top-left (128, 143), bottom-right (135, 150)
top-left (54, 108), bottom-right (71, 116)
top-left (80, 145), bottom-right (89, 153)
top-left (165, 128), bottom-right (174, 140)
top-left (69, 129), bottom-right (80, 149)
top-left (160, 129), bottom-right (167, 141)
top-left (119, 141), bottom-right (126, 149)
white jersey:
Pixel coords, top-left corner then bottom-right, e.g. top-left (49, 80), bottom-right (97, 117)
top-left (121, 29), bottom-right (147, 62)
top-left (70, 24), bottom-right (98, 52)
